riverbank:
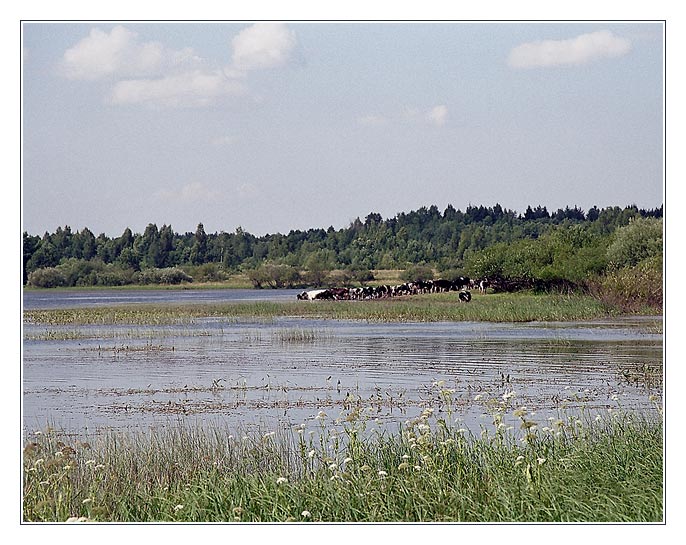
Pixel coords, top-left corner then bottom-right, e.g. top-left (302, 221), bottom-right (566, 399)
top-left (23, 292), bottom-right (662, 326)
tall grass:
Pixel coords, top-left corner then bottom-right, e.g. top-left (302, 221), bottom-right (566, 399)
top-left (23, 391), bottom-right (663, 523)
top-left (24, 293), bottom-right (631, 326)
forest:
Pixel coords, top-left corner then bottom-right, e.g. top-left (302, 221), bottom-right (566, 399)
top-left (23, 203), bottom-right (663, 310)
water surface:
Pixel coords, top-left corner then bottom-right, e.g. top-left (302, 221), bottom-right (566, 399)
top-left (23, 291), bottom-right (663, 438)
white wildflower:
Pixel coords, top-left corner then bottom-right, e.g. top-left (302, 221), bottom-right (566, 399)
top-left (502, 391), bottom-right (516, 402)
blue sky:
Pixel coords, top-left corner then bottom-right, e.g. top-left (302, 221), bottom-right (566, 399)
top-left (22, 21), bottom-right (664, 237)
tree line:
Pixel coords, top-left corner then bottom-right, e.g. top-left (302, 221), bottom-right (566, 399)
top-left (23, 203), bottom-right (663, 307)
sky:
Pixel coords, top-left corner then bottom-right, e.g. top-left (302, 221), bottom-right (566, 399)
top-left (21, 21), bottom-right (664, 237)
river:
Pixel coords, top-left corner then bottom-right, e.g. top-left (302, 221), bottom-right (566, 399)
top-left (22, 289), bottom-right (663, 439)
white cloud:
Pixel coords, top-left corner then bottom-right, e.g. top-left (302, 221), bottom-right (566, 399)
top-left (231, 23), bottom-right (296, 71)
top-left (60, 26), bottom-right (166, 80)
top-left (210, 135), bottom-right (237, 147)
top-left (427, 105), bottom-right (448, 126)
top-left (156, 181), bottom-right (219, 203)
top-left (508, 30), bottom-right (631, 69)
top-left (236, 182), bottom-right (258, 198)
top-left (110, 69), bottom-right (246, 108)
top-left (357, 114), bottom-right (388, 126)
top-left (359, 105), bottom-right (449, 127)
top-left (59, 24), bottom-right (298, 108)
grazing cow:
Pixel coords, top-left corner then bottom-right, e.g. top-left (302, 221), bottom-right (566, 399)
top-left (414, 280), bottom-right (432, 294)
top-left (432, 279), bottom-right (452, 292)
top-left (458, 290), bottom-right (472, 302)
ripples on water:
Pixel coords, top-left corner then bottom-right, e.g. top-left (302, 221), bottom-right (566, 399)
top-left (23, 309), bottom-right (663, 438)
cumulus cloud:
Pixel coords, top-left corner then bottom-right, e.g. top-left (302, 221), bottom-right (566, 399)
top-left (60, 26), bottom-right (166, 80)
top-left (508, 30), bottom-right (631, 69)
top-left (111, 70), bottom-right (246, 108)
top-left (59, 23), bottom-right (298, 108)
top-left (231, 23), bottom-right (297, 71)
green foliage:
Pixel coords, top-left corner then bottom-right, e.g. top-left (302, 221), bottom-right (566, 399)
top-left (464, 225), bottom-right (611, 291)
top-left (589, 255), bottom-right (663, 312)
top-left (401, 264), bottom-right (434, 282)
top-left (23, 204), bottom-right (662, 291)
top-left (27, 267), bottom-right (67, 288)
top-left (302, 251), bottom-right (334, 287)
top-left (135, 267), bottom-right (193, 285)
top-left (606, 218), bottom-right (663, 269)
top-left (181, 263), bottom-right (227, 283)
top-left (247, 262), bottom-right (301, 289)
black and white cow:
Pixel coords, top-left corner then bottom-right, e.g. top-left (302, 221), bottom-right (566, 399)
top-left (453, 276), bottom-right (470, 291)
top-left (297, 289), bottom-right (335, 301)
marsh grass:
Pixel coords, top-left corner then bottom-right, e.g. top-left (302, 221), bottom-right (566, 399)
top-left (23, 391), bottom-right (663, 523)
top-left (24, 293), bottom-right (628, 326)
top-left (273, 328), bottom-right (332, 344)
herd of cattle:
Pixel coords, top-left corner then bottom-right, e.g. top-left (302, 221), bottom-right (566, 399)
top-left (297, 277), bottom-right (490, 302)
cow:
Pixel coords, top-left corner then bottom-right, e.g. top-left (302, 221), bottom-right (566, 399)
top-left (458, 290), bottom-right (472, 302)
top-left (453, 276), bottom-right (470, 291)
top-left (297, 289), bottom-right (335, 301)
top-left (432, 279), bottom-right (453, 293)
top-left (478, 279), bottom-right (490, 294)
top-left (330, 287), bottom-right (350, 300)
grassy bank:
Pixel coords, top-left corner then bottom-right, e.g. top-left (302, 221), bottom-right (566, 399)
top-left (23, 397), bottom-right (663, 523)
top-left (24, 292), bottom-right (652, 326)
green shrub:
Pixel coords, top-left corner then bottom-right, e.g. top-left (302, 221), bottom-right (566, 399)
top-left (401, 264), bottom-right (434, 282)
top-left (134, 267), bottom-right (193, 285)
top-left (606, 218), bottom-right (662, 268)
top-left (589, 256), bottom-right (662, 312)
top-left (27, 267), bottom-right (67, 288)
